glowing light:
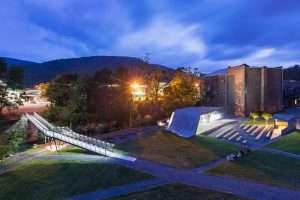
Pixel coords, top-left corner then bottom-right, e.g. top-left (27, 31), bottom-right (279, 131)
top-left (194, 83), bottom-right (199, 87)
top-left (131, 83), bottom-right (140, 89)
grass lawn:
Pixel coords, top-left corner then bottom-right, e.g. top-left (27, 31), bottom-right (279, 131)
top-left (205, 150), bottom-right (300, 190)
top-left (0, 157), bottom-right (22, 168)
top-left (0, 159), bottom-right (153, 200)
top-left (242, 119), bottom-right (273, 125)
top-left (46, 145), bottom-right (95, 155)
top-left (109, 184), bottom-right (247, 200)
top-left (267, 131), bottom-right (300, 155)
top-left (117, 129), bottom-right (240, 169)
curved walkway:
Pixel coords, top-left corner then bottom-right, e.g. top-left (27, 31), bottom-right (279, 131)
top-left (262, 147), bottom-right (300, 160)
top-left (67, 178), bottom-right (169, 200)
top-left (36, 154), bottom-right (300, 200)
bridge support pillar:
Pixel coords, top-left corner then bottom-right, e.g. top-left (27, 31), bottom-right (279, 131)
top-left (27, 121), bottom-right (39, 142)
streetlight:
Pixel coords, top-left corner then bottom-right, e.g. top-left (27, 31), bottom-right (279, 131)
top-left (130, 83), bottom-right (140, 127)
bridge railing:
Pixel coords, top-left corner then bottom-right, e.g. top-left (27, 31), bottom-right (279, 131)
top-left (25, 113), bottom-right (134, 161)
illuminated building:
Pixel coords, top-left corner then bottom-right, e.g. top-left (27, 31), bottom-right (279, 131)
top-left (204, 64), bottom-right (283, 117)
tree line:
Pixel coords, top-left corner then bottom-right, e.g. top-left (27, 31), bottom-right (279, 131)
top-left (44, 62), bottom-right (210, 134)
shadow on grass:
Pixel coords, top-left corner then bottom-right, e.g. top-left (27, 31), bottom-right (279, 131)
top-left (109, 183), bottom-right (247, 200)
top-left (205, 150), bottom-right (300, 190)
top-left (0, 159), bottom-right (153, 200)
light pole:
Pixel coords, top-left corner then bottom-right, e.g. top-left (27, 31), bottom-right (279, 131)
top-left (130, 83), bottom-right (139, 127)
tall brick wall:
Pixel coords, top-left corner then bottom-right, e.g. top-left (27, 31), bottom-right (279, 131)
top-left (245, 68), bottom-right (262, 114)
top-left (226, 66), bottom-right (246, 116)
top-left (204, 65), bottom-right (283, 117)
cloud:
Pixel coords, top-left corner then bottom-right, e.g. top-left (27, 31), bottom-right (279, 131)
top-left (118, 18), bottom-right (205, 55)
top-left (113, 17), bottom-right (206, 66)
top-left (248, 48), bottom-right (275, 59)
top-left (1, 0), bottom-right (300, 70)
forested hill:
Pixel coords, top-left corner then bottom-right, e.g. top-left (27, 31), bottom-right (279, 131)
top-left (1, 56), bottom-right (171, 87)
top-left (0, 57), bottom-right (38, 66)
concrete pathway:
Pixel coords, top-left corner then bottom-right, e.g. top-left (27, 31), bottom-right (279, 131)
top-left (38, 154), bottom-right (300, 200)
top-left (67, 178), bottom-right (169, 200)
top-left (262, 147), bottom-right (300, 160)
top-left (189, 158), bottom-right (227, 173)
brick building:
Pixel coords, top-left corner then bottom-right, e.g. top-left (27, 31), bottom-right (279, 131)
top-left (204, 64), bottom-right (283, 117)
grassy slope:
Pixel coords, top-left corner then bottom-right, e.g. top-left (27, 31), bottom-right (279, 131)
top-left (0, 157), bottom-right (22, 168)
top-left (117, 129), bottom-right (239, 169)
top-left (0, 159), bottom-right (152, 200)
top-left (205, 150), bottom-right (300, 190)
top-left (46, 145), bottom-right (94, 155)
top-left (109, 184), bottom-right (247, 200)
top-left (267, 131), bottom-right (300, 155)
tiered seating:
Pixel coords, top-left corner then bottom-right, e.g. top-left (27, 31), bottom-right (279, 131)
top-left (246, 125), bottom-right (257, 133)
top-left (242, 124), bottom-right (251, 130)
top-left (250, 125), bottom-right (264, 136)
top-left (215, 128), bottom-right (234, 138)
top-left (255, 126), bottom-right (271, 140)
top-left (228, 132), bottom-right (240, 141)
top-left (223, 129), bottom-right (236, 138)
top-left (266, 127), bottom-right (274, 138)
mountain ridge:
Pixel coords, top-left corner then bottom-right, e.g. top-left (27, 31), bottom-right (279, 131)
top-left (0, 56), bottom-right (172, 87)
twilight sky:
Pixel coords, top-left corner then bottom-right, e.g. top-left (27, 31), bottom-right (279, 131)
top-left (0, 0), bottom-right (300, 72)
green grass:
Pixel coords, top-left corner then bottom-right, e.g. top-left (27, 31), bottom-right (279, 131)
top-left (0, 157), bottom-right (22, 168)
top-left (205, 150), bottom-right (300, 190)
top-left (109, 184), bottom-right (247, 200)
top-left (46, 145), bottom-right (94, 155)
top-left (242, 119), bottom-right (273, 125)
top-left (0, 159), bottom-right (153, 200)
top-left (267, 131), bottom-right (300, 155)
top-left (117, 129), bottom-right (239, 169)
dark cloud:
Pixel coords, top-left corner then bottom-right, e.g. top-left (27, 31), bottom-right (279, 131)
top-left (0, 0), bottom-right (299, 71)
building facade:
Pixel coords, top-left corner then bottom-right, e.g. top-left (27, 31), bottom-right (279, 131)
top-left (204, 64), bottom-right (283, 117)
top-left (283, 80), bottom-right (300, 107)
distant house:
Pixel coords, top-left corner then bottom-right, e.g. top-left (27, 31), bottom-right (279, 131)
top-left (203, 64), bottom-right (283, 117)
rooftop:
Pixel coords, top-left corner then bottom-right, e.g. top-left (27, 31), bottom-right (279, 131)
top-left (274, 114), bottom-right (296, 121)
top-left (175, 107), bottom-right (223, 115)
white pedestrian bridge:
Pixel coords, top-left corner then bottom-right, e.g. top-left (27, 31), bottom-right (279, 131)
top-left (25, 112), bottom-right (136, 162)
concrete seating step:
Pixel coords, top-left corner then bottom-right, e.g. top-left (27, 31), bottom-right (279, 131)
top-left (223, 130), bottom-right (236, 138)
top-left (266, 127), bottom-right (274, 138)
top-left (250, 125), bottom-right (264, 136)
top-left (228, 132), bottom-right (240, 141)
top-left (255, 126), bottom-right (270, 140)
top-left (243, 124), bottom-right (251, 130)
top-left (215, 128), bottom-right (233, 138)
top-left (246, 125), bottom-right (257, 133)
top-left (236, 136), bottom-right (242, 141)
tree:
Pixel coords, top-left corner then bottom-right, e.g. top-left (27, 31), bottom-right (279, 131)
top-left (44, 73), bottom-right (89, 129)
top-left (0, 60), bottom-right (24, 114)
top-left (162, 67), bottom-right (201, 115)
top-left (250, 112), bottom-right (259, 122)
top-left (138, 54), bottom-right (169, 116)
top-left (87, 69), bottom-right (114, 123)
top-left (262, 113), bottom-right (272, 124)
